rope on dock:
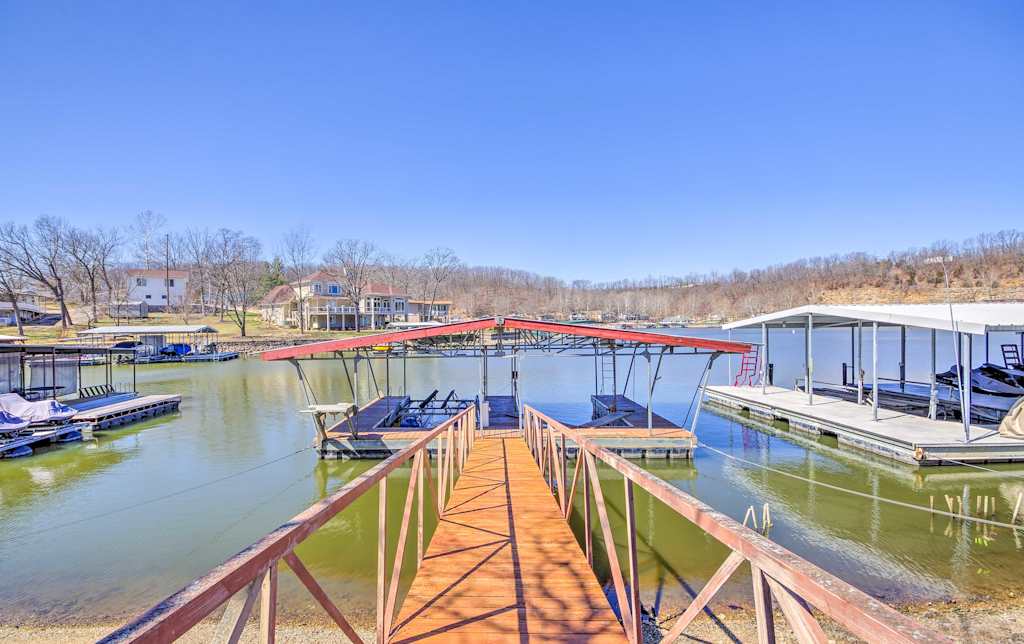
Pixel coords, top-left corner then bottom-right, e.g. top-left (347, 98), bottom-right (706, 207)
top-left (697, 441), bottom-right (1024, 531)
top-left (0, 446), bottom-right (314, 545)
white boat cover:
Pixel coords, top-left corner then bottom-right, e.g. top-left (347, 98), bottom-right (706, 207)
top-left (0, 393), bottom-right (76, 424)
top-left (1000, 398), bottom-right (1024, 439)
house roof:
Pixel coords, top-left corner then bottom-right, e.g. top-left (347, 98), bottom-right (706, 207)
top-left (722, 303), bottom-right (1024, 335)
top-left (259, 284), bottom-right (295, 306)
top-left (260, 316), bottom-right (752, 361)
top-left (78, 325), bottom-right (218, 336)
top-left (128, 268), bottom-right (190, 279)
top-left (300, 269), bottom-right (337, 284)
top-left (297, 271), bottom-right (407, 298)
top-left (364, 283), bottom-right (406, 297)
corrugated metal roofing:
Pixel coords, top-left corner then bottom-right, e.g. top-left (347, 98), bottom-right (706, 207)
top-left (723, 303), bottom-right (1024, 335)
top-left (260, 316), bottom-right (751, 361)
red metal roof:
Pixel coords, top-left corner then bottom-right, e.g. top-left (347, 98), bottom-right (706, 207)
top-left (260, 316), bottom-right (751, 361)
top-left (501, 317), bottom-right (752, 354)
top-left (260, 318), bottom-right (496, 361)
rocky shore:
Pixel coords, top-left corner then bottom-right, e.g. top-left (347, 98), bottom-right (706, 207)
top-left (5, 593), bottom-right (1022, 643)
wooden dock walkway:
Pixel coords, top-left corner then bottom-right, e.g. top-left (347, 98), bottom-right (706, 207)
top-left (391, 437), bottom-right (624, 643)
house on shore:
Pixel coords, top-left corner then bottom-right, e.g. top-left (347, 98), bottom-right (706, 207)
top-left (407, 299), bottom-right (451, 323)
top-left (260, 271), bottom-right (443, 330)
top-left (125, 269), bottom-right (189, 311)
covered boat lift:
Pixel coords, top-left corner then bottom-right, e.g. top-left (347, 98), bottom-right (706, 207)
top-left (76, 325), bottom-right (238, 363)
top-left (262, 316), bottom-right (751, 458)
top-left (712, 303), bottom-right (1024, 465)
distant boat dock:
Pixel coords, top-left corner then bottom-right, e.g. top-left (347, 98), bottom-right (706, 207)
top-left (77, 325), bottom-right (239, 364)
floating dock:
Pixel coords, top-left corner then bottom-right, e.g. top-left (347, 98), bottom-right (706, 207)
top-left (182, 351), bottom-right (240, 362)
top-left (319, 395), bottom-right (694, 459)
top-left (705, 385), bottom-right (1024, 465)
top-left (392, 437), bottom-right (624, 643)
top-left (0, 423), bottom-right (86, 457)
top-left (73, 394), bottom-right (182, 430)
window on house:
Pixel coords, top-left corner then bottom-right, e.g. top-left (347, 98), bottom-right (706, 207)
top-left (328, 283), bottom-right (340, 295)
top-left (145, 294), bottom-right (151, 299)
top-left (313, 283), bottom-right (322, 294)
top-left (161, 294), bottom-right (166, 299)
top-left (136, 277), bottom-right (147, 286)
top-left (165, 278), bottom-right (175, 287)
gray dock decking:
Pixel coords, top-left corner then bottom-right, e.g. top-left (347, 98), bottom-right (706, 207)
top-left (73, 394), bottom-right (182, 430)
top-left (706, 385), bottom-right (1024, 465)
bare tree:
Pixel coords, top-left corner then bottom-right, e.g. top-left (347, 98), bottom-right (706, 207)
top-left (324, 239), bottom-right (379, 332)
top-left (422, 247), bottom-right (460, 320)
top-left (0, 264), bottom-right (27, 335)
top-left (66, 227), bottom-right (111, 324)
top-left (281, 226), bottom-right (317, 332)
top-left (379, 253), bottom-right (419, 299)
top-left (181, 228), bottom-right (215, 316)
top-left (211, 229), bottom-right (263, 336)
top-left (0, 217), bottom-right (73, 329)
top-left (133, 210), bottom-right (166, 269)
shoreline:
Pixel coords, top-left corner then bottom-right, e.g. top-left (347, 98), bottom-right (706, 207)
top-left (4, 592), bottom-right (1021, 643)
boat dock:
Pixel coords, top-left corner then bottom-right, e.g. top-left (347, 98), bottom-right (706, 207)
top-left (0, 423), bottom-right (86, 457)
top-left (182, 351), bottom-right (239, 362)
top-left (391, 437), bottom-right (624, 642)
top-left (319, 395), bottom-right (694, 459)
top-left (706, 385), bottom-right (1024, 465)
top-left (73, 394), bottom-right (182, 430)
top-left (102, 403), bottom-right (948, 644)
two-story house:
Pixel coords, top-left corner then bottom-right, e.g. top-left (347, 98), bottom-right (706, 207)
top-left (126, 269), bottom-right (190, 311)
top-left (259, 271), bottom-right (410, 330)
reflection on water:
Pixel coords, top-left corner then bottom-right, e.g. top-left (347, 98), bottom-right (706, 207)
top-left (0, 327), bottom-right (1022, 626)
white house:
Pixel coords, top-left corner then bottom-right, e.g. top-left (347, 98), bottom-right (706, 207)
top-left (126, 269), bottom-right (189, 311)
top-left (259, 270), bottom-right (412, 330)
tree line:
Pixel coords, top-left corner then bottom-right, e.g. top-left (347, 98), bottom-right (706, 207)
top-left (1, 211), bottom-right (1021, 337)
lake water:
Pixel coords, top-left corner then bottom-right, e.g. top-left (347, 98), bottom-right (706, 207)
top-left (1, 327), bottom-right (1022, 628)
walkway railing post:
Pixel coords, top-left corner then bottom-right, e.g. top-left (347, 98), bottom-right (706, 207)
top-left (624, 479), bottom-right (641, 644)
top-left (417, 447), bottom-right (424, 569)
top-left (376, 476), bottom-right (387, 643)
top-left (260, 562), bottom-right (277, 644)
top-left (751, 564), bottom-right (776, 644)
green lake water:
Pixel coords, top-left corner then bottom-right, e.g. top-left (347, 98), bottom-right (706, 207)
top-left (1, 327), bottom-right (1022, 628)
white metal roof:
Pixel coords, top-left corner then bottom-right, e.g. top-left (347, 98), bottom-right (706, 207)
top-left (78, 325), bottom-right (218, 335)
top-left (723, 303), bottom-right (1024, 335)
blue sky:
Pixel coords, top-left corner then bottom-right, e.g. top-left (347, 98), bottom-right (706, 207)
top-left (1, 2), bottom-right (1021, 282)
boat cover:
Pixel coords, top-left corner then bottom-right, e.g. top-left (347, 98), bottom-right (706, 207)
top-left (0, 393), bottom-right (76, 424)
top-left (0, 410), bottom-right (30, 434)
top-left (1000, 398), bottom-right (1024, 439)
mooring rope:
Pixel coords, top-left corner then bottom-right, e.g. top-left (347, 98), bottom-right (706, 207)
top-left (0, 445), bottom-right (315, 545)
top-left (697, 441), bottom-right (1024, 531)
top-left (928, 455), bottom-right (1024, 480)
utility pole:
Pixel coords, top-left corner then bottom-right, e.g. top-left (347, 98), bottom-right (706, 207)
top-left (164, 233), bottom-right (171, 314)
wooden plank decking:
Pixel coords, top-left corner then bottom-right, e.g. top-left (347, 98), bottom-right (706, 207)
top-left (391, 437), bottom-right (625, 643)
top-left (590, 395), bottom-right (678, 429)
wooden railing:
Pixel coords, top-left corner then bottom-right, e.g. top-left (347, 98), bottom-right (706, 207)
top-left (522, 405), bottom-right (950, 644)
top-left (101, 405), bottom-right (476, 644)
